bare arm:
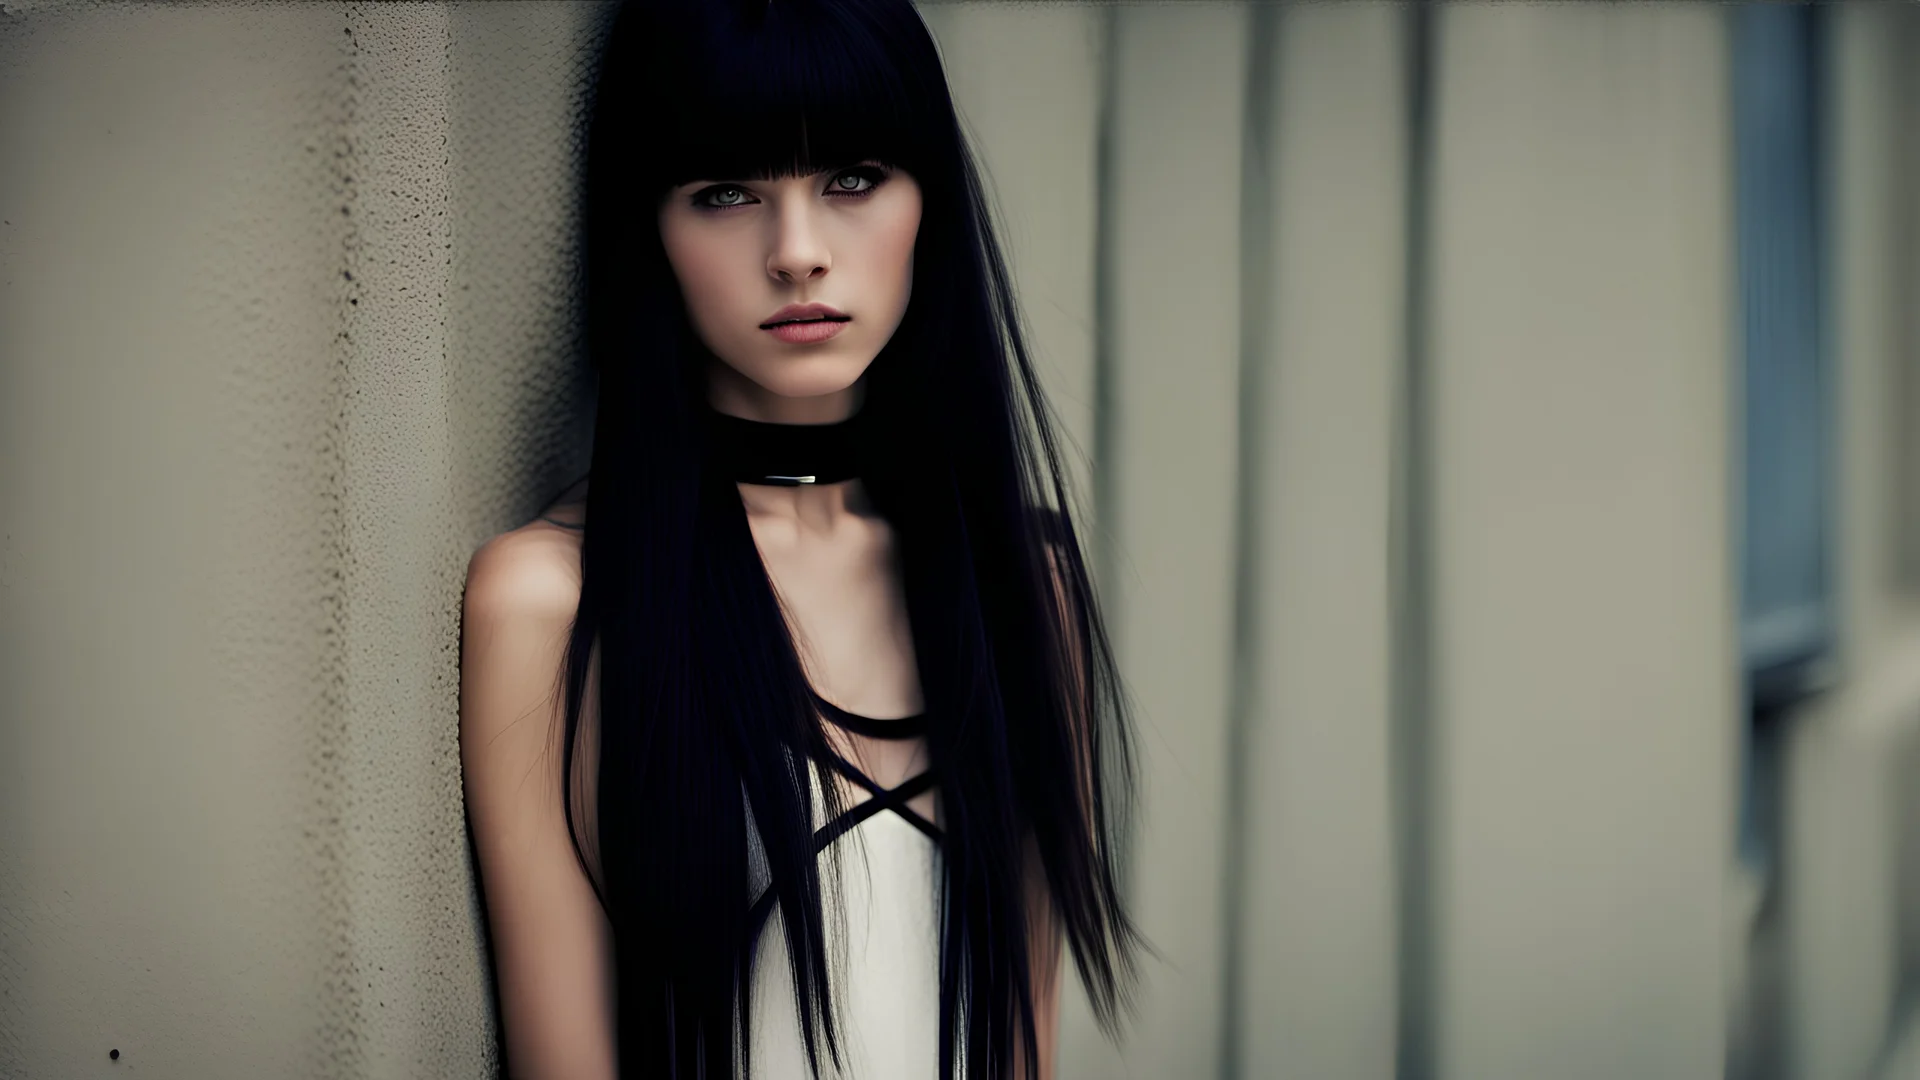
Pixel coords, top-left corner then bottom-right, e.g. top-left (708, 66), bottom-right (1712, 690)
top-left (460, 528), bottom-right (617, 1080)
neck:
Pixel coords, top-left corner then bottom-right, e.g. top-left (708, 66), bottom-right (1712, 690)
top-left (707, 364), bottom-right (863, 424)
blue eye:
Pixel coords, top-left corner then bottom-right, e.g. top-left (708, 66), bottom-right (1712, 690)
top-left (696, 184), bottom-right (752, 209)
top-left (828, 166), bottom-right (887, 196)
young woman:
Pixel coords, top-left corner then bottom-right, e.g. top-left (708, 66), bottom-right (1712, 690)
top-left (460, 1), bottom-right (1138, 1076)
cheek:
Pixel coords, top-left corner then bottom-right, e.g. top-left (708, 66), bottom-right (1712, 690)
top-left (882, 206), bottom-right (923, 305)
top-left (660, 221), bottom-right (739, 327)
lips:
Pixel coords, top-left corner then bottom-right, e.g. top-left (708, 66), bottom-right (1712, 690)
top-left (760, 302), bottom-right (851, 329)
top-left (764, 318), bottom-right (848, 345)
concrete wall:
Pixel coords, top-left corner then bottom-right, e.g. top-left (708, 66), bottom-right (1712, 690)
top-left (0, 5), bottom-right (609, 1077)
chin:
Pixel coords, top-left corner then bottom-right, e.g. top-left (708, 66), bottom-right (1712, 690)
top-left (734, 351), bottom-right (875, 402)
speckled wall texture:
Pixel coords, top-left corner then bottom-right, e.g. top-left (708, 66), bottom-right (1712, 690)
top-left (0, 4), bottom-right (607, 1076)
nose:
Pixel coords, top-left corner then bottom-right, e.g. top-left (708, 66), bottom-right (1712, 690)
top-left (767, 200), bottom-right (830, 284)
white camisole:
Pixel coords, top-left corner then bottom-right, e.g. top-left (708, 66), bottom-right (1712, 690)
top-left (743, 696), bottom-right (949, 1079)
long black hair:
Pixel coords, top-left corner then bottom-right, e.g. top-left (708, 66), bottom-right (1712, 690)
top-left (558, 1), bottom-right (1139, 1075)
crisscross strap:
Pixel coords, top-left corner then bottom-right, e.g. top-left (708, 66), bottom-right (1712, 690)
top-left (746, 755), bottom-right (942, 944)
top-left (812, 764), bottom-right (941, 847)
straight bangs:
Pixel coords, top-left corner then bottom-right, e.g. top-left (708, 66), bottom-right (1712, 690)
top-left (632, 0), bottom-right (946, 195)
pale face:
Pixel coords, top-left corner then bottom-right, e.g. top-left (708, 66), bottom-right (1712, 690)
top-left (658, 162), bottom-right (923, 423)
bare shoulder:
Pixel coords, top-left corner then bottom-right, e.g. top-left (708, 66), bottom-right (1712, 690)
top-left (463, 516), bottom-right (583, 625)
top-left (459, 518), bottom-right (587, 762)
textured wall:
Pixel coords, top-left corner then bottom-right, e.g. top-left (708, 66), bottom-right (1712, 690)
top-left (1, 7), bottom-right (359, 1077)
top-left (0, 3), bottom-right (1757, 1079)
top-left (0, 4), bottom-right (607, 1077)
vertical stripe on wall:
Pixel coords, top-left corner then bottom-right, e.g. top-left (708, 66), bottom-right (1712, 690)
top-left (1236, 6), bottom-right (1408, 1080)
top-left (1092, 5), bottom-right (1250, 1078)
top-left (1425, 7), bottom-right (1735, 1079)
top-left (1215, 3), bottom-right (1278, 1072)
top-left (338, 6), bottom-right (490, 1074)
top-left (1393, 5), bottom-right (1437, 1078)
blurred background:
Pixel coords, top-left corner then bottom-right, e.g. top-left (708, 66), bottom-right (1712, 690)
top-left (1, 2), bottom-right (1916, 1078)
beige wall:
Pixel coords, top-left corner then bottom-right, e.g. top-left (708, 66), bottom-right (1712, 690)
top-left (0, 5), bottom-right (609, 1077)
top-left (8, 3), bottom-right (1911, 1079)
top-left (1236, 8), bottom-right (1405, 1078)
top-left (1423, 8), bottom-right (1735, 1078)
top-left (1, 8), bottom-right (355, 1078)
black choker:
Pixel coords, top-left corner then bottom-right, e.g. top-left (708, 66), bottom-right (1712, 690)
top-left (703, 408), bottom-right (866, 486)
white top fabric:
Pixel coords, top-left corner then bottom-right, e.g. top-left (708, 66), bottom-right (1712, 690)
top-left (744, 760), bottom-right (948, 1079)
